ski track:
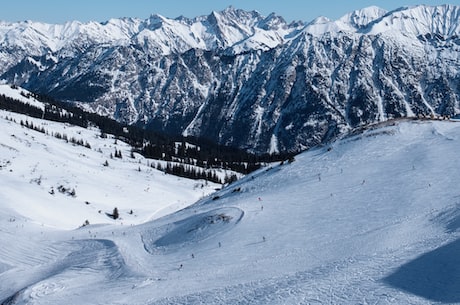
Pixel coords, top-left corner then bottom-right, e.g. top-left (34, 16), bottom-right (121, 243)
top-left (0, 238), bottom-right (133, 304)
top-left (146, 242), bottom-right (441, 305)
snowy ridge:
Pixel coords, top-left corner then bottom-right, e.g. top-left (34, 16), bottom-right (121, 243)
top-left (302, 5), bottom-right (460, 36)
top-left (366, 5), bottom-right (460, 36)
top-left (0, 7), bottom-right (293, 59)
top-left (1, 5), bottom-right (458, 60)
top-left (302, 6), bottom-right (388, 36)
top-left (0, 18), bottom-right (139, 55)
top-left (1, 117), bottom-right (460, 303)
top-left (1, 5), bottom-right (459, 59)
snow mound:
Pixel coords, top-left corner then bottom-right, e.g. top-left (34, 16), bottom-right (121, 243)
top-left (143, 207), bottom-right (244, 253)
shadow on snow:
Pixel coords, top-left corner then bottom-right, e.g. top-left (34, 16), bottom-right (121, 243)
top-left (384, 239), bottom-right (460, 303)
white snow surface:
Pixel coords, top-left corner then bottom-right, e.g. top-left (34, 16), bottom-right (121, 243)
top-left (0, 84), bottom-right (45, 111)
top-left (1, 114), bottom-right (460, 304)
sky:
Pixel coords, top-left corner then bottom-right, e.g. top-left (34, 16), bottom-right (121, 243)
top-left (0, 0), bottom-right (456, 24)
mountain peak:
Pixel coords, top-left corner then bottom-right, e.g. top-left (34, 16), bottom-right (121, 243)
top-left (309, 16), bottom-right (332, 24)
top-left (212, 6), bottom-right (263, 24)
top-left (339, 6), bottom-right (388, 29)
top-left (258, 12), bottom-right (288, 31)
top-left (223, 5), bottom-right (237, 13)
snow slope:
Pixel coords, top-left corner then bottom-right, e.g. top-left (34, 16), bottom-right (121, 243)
top-left (0, 110), bottom-right (220, 229)
top-left (0, 84), bottom-right (45, 111)
top-left (1, 117), bottom-right (460, 304)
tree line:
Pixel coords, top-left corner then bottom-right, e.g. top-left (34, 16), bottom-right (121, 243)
top-left (154, 162), bottom-right (238, 185)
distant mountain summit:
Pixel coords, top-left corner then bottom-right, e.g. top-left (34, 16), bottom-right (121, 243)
top-left (1, 5), bottom-right (460, 153)
top-left (340, 6), bottom-right (388, 29)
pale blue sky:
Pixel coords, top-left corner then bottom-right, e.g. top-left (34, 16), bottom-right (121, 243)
top-left (0, 0), bottom-right (456, 24)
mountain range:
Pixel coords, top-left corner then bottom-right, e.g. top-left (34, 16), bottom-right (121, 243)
top-left (1, 5), bottom-right (460, 153)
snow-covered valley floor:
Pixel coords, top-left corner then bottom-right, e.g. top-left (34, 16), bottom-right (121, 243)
top-left (1, 112), bottom-right (460, 304)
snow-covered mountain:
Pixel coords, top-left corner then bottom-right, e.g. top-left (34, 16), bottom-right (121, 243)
top-left (1, 5), bottom-right (460, 153)
top-left (1, 102), bottom-right (460, 303)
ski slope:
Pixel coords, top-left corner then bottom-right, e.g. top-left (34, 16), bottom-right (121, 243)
top-left (1, 116), bottom-right (460, 304)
